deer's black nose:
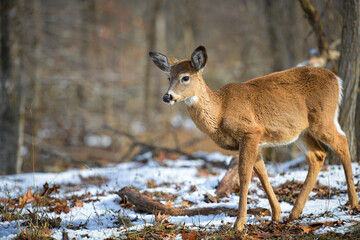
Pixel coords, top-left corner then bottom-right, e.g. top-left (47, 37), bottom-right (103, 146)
top-left (163, 93), bottom-right (173, 103)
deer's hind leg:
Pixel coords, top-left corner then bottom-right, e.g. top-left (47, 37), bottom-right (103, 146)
top-left (289, 131), bottom-right (326, 220)
top-left (310, 123), bottom-right (359, 209)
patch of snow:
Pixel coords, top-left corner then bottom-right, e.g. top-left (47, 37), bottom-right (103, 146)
top-left (267, 155), bottom-right (306, 175)
top-left (193, 151), bottom-right (233, 164)
top-left (0, 151), bottom-right (359, 239)
top-left (296, 60), bottom-right (309, 67)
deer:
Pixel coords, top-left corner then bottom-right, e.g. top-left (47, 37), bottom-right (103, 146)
top-left (149, 46), bottom-right (359, 232)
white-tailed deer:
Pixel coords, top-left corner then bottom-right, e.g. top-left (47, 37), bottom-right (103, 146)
top-left (149, 46), bottom-right (359, 231)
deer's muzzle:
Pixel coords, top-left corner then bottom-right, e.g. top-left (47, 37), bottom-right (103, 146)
top-left (163, 93), bottom-right (173, 103)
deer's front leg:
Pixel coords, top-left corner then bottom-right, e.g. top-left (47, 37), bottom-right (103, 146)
top-left (233, 133), bottom-right (261, 232)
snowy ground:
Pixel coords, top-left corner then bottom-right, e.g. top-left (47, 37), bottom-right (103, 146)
top-left (0, 152), bottom-right (359, 239)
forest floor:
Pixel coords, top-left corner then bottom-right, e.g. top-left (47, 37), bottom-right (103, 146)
top-left (1, 151), bottom-right (360, 239)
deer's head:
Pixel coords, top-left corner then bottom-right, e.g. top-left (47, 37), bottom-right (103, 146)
top-left (149, 46), bottom-right (208, 106)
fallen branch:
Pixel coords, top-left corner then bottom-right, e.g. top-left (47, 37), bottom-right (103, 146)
top-left (215, 157), bottom-right (239, 198)
top-left (118, 186), bottom-right (237, 216)
top-left (118, 187), bottom-right (271, 218)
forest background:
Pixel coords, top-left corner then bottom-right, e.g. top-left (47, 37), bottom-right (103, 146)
top-left (0, 0), bottom-right (359, 175)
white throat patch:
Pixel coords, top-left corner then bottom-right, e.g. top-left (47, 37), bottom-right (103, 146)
top-left (184, 96), bottom-right (198, 106)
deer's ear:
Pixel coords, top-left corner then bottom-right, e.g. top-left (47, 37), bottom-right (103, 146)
top-left (149, 52), bottom-right (178, 73)
top-left (191, 46), bottom-right (207, 71)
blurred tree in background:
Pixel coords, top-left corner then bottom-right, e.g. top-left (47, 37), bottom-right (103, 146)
top-left (0, 0), bottom-right (358, 174)
top-left (337, 0), bottom-right (360, 163)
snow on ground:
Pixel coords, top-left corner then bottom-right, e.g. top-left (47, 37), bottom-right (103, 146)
top-left (0, 152), bottom-right (359, 239)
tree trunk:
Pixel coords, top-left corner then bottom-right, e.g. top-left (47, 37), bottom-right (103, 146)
top-left (265, 0), bottom-right (293, 71)
top-left (143, 0), bottom-right (163, 128)
top-left (31, 0), bottom-right (43, 163)
top-left (0, 0), bottom-right (10, 121)
top-left (356, 93), bottom-right (360, 161)
top-left (337, 0), bottom-right (360, 162)
top-left (0, 0), bottom-right (24, 174)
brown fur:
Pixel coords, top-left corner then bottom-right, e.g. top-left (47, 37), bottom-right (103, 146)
top-left (150, 47), bottom-right (359, 232)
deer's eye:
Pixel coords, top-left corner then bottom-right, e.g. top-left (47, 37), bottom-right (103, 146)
top-left (182, 76), bottom-right (190, 82)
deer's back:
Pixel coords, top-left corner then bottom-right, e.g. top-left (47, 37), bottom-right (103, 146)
top-left (217, 66), bottom-right (339, 145)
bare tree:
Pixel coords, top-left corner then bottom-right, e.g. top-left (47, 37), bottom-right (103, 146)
top-left (30, 0), bottom-right (43, 161)
top-left (143, 0), bottom-right (164, 127)
top-left (0, 0), bottom-right (25, 174)
top-left (265, 0), bottom-right (294, 71)
top-left (338, 0), bottom-right (360, 162)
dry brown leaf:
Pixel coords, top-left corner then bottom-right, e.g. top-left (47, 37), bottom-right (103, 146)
top-left (41, 182), bottom-right (60, 197)
top-left (182, 230), bottom-right (196, 240)
top-left (308, 222), bottom-right (324, 231)
top-left (232, 185), bottom-right (240, 192)
top-left (96, 191), bottom-right (106, 196)
top-left (157, 151), bottom-right (165, 161)
top-left (49, 201), bottom-right (71, 214)
top-left (146, 179), bottom-right (156, 188)
top-left (252, 232), bottom-right (272, 239)
top-left (204, 194), bottom-right (218, 203)
top-left (189, 185), bottom-right (197, 192)
top-left (247, 207), bottom-right (271, 217)
top-left (154, 212), bottom-right (170, 224)
top-left (166, 200), bottom-right (173, 207)
top-left (298, 225), bottom-right (313, 234)
top-left (74, 201), bottom-right (83, 208)
top-left (18, 188), bottom-right (35, 207)
top-left (179, 199), bottom-right (195, 208)
top-left (38, 226), bottom-right (53, 237)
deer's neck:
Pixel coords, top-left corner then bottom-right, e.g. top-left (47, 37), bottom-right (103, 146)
top-left (186, 82), bottom-right (221, 135)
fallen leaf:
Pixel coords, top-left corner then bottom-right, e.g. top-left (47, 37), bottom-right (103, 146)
top-left (166, 200), bottom-right (173, 207)
top-left (147, 179), bottom-right (157, 188)
top-left (308, 222), bottom-right (324, 231)
top-left (298, 225), bottom-right (313, 234)
top-left (204, 194), bottom-right (218, 203)
top-left (74, 201), bottom-right (83, 208)
top-left (41, 183), bottom-right (60, 197)
top-left (157, 151), bottom-right (165, 161)
top-left (18, 188), bottom-right (35, 207)
top-left (182, 230), bottom-right (196, 240)
top-left (38, 226), bottom-right (53, 237)
top-left (154, 212), bottom-right (170, 224)
top-left (179, 199), bottom-right (195, 208)
top-left (189, 185), bottom-right (197, 192)
top-left (96, 191), bottom-right (106, 196)
top-left (247, 207), bottom-right (271, 217)
top-left (49, 201), bottom-right (71, 214)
